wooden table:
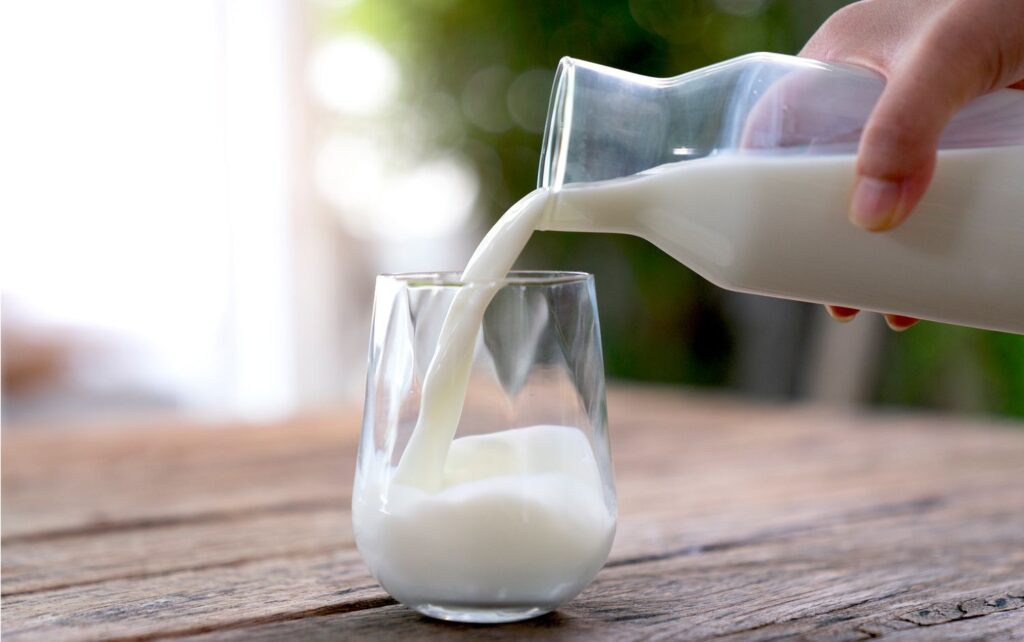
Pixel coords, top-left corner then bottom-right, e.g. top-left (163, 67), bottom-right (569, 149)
top-left (3, 387), bottom-right (1024, 641)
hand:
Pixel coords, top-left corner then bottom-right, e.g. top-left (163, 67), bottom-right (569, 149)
top-left (801, 0), bottom-right (1024, 330)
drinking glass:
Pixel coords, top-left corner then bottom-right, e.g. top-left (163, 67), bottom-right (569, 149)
top-left (353, 271), bottom-right (616, 623)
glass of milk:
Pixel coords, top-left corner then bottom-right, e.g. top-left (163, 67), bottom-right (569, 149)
top-left (353, 271), bottom-right (616, 623)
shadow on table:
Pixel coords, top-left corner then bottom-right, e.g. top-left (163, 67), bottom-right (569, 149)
top-left (278, 603), bottom-right (643, 640)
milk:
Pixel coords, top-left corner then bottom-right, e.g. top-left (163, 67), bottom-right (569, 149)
top-left (543, 146), bottom-right (1024, 334)
top-left (355, 143), bottom-right (1023, 615)
top-left (353, 425), bottom-right (615, 611)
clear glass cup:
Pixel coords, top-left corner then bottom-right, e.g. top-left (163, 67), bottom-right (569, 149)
top-left (353, 271), bottom-right (616, 624)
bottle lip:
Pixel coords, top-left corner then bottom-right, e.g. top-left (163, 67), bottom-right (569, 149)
top-left (538, 56), bottom-right (576, 191)
top-left (540, 57), bottom-right (659, 190)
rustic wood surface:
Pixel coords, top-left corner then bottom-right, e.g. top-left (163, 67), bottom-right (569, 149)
top-left (3, 387), bottom-right (1023, 641)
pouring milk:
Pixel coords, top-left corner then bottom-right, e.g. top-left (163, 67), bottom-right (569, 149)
top-left (386, 142), bottom-right (1024, 499)
top-left (355, 50), bottom-right (1024, 613)
top-left (354, 144), bottom-right (1024, 613)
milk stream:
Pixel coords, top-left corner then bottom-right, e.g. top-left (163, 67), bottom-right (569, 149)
top-left (392, 188), bottom-right (553, 490)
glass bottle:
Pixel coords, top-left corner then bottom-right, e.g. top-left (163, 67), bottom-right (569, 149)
top-left (538, 53), bottom-right (1024, 334)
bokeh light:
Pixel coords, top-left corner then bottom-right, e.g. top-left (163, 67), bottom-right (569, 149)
top-left (308, 35), bottom-right (400, 115)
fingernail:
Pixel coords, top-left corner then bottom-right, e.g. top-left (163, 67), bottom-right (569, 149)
top-left (826, 305), bottom-right (859, 322)
top-left (850, 177), bottom-right (902, 231)
top-left (885, 315), bottom-right (919, 332)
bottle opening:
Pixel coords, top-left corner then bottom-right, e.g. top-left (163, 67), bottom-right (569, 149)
top-left (537, 58), bottom-right (677, 188)
top-left (539, 57), bottom-right (575, 191)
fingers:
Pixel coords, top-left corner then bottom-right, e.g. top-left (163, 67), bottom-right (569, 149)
top-left (884, 314), bottom-right (919, 332)
top-left (739, 64), bottom-right (882, 151)
top-left (825, 305), bottom-right (920, 332)
top-left (826, 305), bottom-right (859, 322)
top-left (850, 14), bottom-right (995, 231)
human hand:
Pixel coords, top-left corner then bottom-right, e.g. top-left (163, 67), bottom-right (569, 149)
top-left (801, 0), bottom-right (1024, 330)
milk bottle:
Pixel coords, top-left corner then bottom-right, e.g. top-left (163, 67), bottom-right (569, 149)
top-left (539, 54), bottom-right (1024, 333)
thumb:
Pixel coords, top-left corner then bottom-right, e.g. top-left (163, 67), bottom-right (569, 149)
top-left (850, 41), bottom-right (986, 231)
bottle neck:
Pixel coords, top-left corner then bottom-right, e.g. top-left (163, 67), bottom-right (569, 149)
top-left (539, 58), bottom-right (670, 191)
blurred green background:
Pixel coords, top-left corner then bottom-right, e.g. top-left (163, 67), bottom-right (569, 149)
top-left (321, 0), bottom-right (1024, 418)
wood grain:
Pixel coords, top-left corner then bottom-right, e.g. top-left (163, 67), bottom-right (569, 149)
top-left (2, 410), bottom-right (358, 540)
top-left (3, 387), bottom-right (1023, 641)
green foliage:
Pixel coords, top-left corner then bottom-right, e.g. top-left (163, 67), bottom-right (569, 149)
top-left (877, 323), bottom-right (1024, 417)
